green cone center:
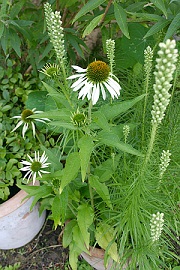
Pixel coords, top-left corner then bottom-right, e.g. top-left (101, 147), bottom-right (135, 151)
top-left (86, 61), bottom-right (110, 83)
top-left (31, 161), bottom-right (42, 172)
top-left (21, 109), bottom-right (34, 122)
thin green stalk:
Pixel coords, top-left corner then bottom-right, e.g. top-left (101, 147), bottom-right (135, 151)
top-left (35, 131), bottom-right (43, 145)
top-left (88, 99), bottom-right (92, 123)
top-left (143, 123), bottom-right (158, 169)
top-left (142, 75), bottom-right (150, 146)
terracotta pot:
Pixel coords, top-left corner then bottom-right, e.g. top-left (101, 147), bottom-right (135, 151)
top-left (81, 247), bottom-right (129, 270)
top-left (0, 182), bottom-right (46, 249)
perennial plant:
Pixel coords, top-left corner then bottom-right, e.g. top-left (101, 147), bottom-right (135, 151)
top-left (15, 3), bottom-right (179, 270)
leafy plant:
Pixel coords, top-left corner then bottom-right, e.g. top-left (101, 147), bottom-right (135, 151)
top-left (16, 3), bottom-right (180, 270)
top-left (0, 262), bottom-right (21, 270)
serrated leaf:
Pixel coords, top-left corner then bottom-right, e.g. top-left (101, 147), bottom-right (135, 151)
top-left (63, 220), bottom-right (77, 248)
top-left (89, 175), bottom-right (112, 209)
top-left (52, 189), bottom-right (68, 229)
top-left (73, 224), bottom-right (89, 253)
top-left (114, 2), bottom-right (130, 39)
top-left (60, 152), bottom-right (80, 192)
top-left (151, 0), bottom-right (168, 18)
top-left (92, 111), bottom-right (111, 131)
top-left (99, 94), bottom-right (145, 120)
top-left (78, 135), bottom-right (94, 182)
top-left (144, 19), bottom-right (170, 39)
top-left (95, 223), bottom-right (118, 262)
top-left (164, 12), bottom-right (180, 41)
top-left (77, 204), bottom-right (94, 248)
top-left (72, 0), bottom-right (106, 23)
top-left (69, 242), bottom-right (81, 270)
top-left (98, 131), bottom-right (143, 156)
top-left (82, 14), bottom-right (103, 38)
top-left (52, 195), bottom-right (62, 229)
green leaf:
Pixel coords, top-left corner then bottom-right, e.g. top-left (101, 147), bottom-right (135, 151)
top-left (60, 152), bottom-right (80, 192)
top-left (63, 220), bottom-right (77, 248)
top-left (52, 195), bottom-right (62, 229)
top-left (0, 22), bottom-right (4, 39)
top-left (52, 189), bottom-right (68, 229)
top-left (77, 204), bottom-right (94, 249)
top-left (164, 12), bottom-right (180, 41)
top-left (42, 82), bottom-right (71, 109)
top-left (99, 94), bottom-right (145, 120)
top-left (78, 135), bottom-right (94, 182)
top-left (17, 184), bottom-right (53, 210)
top-left (89, 175), bottom-right (112, 209)
top-left (26, 91), bottom-right (48, 111)
top-left (151, 0), bottom-right (168, 18)
top-left (114, 2), bottom-right (130, 39)
top-left (82, 14), bottom-right (103, 38)
top-left (95, 223), bottom-right (118, 262)
top-left (92, 111), bottom-right (111, 131)
top-left (72, 224), bottom-right (89, 253)
top-left (72, 0), bottom-right (106, 23)
top-left (69, 242), bottom-right (81, 270)
top-left (98, 131), bottom-right (143, 156)
top-left (144, 19), bottom-right (170, 39)
top-left (126, 2), bottom-right (146, 12)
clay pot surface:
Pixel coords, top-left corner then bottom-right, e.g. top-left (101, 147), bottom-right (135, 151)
top-left (0, 182), bottom-right (46, 249)
top-left (81, 247), bottom-right (129, 270)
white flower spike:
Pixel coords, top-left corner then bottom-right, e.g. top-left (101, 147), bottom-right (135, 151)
top-left (68, 60), bottom-right (121, 105)
top-left (20, 151), bottom-right (51, 185)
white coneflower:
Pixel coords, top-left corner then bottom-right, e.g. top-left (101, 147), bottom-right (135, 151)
top-left (150, 212), bottom-right (164, 242)
top-left (11, 108), bottom-right (50, 139)
top-left (71, 108), bottom-right (88, 127)
top-left (20, 151), bottom-right (51, 185)
top-left (67, 60), bottom-right (121, 105)
top-left (151, 39), bottom-right (178, 124)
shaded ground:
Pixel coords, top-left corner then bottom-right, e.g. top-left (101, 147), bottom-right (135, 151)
top-left (0, 219), bottom-right (69, 269)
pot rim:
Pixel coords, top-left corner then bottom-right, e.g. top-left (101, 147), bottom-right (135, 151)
top-left (0, 181), bottom-right (39, 218)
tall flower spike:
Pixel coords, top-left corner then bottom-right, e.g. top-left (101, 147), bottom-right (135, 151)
top-left (44, 3), bottom-right (66, 64)
top-left (150, 212), bottom-right (164, 242)
top-left (67, 60), bottom-right (121, 105)
top-left (144, 46), bottom-right (153, 76)
top-left (159, 150), bottom-right (171, 179)
top-left (123, 125), bottom-right (130, 143)
top-left (151, 39), bottom-right (178, 124)
top-left (106, 39), bottom-right (115, 73)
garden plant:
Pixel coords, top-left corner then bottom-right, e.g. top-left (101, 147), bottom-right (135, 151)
top-left (0, 0), bottom-right (179, 270)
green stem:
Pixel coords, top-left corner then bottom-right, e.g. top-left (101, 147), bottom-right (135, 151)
top-left (143, 123), bottom-right (158, 169)
top-left (142, 74), bottom-right (150, 146)
top-left (35, 131), bottom-right (43, 145)
top-left (88, 99), bottom-right (92, 123)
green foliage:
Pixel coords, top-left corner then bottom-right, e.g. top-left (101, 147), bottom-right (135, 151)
top-left (0, 262), bottom-right (21, 270)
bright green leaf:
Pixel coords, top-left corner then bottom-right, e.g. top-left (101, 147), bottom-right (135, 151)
top-left (89, 175), bottom-right (112, 209)
top-left (99, 94), bottom-right (145, 120)
top-left (151, 0), bottom-right (168, 18)
top-left (78, 135), bottom-right (94, 182)
top-left (72, 224), bottom-right (89, 253)
top-left (164, 13), bottom-right (180, 41)
top-left (114, 2), bottom-right (130, 39)
top-left (98, 131), bottom-right (143, 156)
top-left (95, 223), bottom-right (118, 262)
top-left (82, 14), bottom-right (103, 38)
top-left (144, 19), bottom-right (170, 39)
top-left (72, 0), bottom-right (106, 23)
top-left (63, 220), bottom-right (77, 248)
top-left (60, 152), bottom-right (80, 192)
top-left (77, 204), bottom-right (94, 248)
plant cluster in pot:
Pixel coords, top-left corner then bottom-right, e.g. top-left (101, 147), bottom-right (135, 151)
top-left (17, 3), bottom-right (179, 270)
top-left (0, 65), bottom-right (48, 250)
